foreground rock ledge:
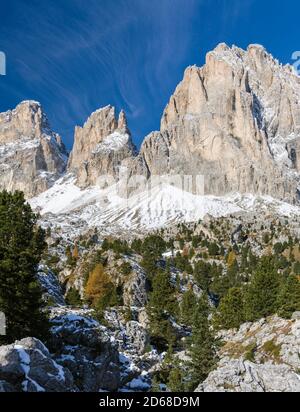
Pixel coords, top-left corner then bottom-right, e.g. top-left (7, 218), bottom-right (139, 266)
top-left (196, 316), bottom-right (300, 392)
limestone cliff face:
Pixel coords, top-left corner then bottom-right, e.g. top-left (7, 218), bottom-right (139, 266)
top-left (68, 106), bottom-right (136, 187)
top-left (2, 44), bottom-right (300, 204)
top-left (138, 44), bottom-right (300, 203)
top-left (0, 101), bottom-right (67, 198)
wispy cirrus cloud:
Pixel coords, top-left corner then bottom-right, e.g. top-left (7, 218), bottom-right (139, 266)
top-left (0, 0), bottom-right (257, 147)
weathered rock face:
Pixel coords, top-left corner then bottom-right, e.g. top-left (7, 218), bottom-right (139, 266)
top-left (49, 308), bottom-right (120, 392)
top-left (37, 265), bottom-right (66, 306)
top-left (137, 44), bottom-right (300, 203)
top-left (68, 105), bottom-right (136, 188)
top-left (0, 101), bottom-right (67, 197)
top-left (196, 316), bottom-right (300, 392)
top-left (0, 309), bottom-right (121, 392)
top-left (123, 258), bottom-right (148, 308)
top-left (0, 337), bottom-right (74, 392)
top-left (196, 359), bottom-right (300, 392)
top-left (125, 321), bottom-right (149, 355)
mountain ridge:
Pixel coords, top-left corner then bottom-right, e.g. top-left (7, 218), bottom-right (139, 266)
top-left (1, 43), bottom-right (300, 207)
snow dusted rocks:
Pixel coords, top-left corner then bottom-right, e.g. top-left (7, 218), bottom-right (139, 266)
top-left (68, 105), bottom-right (136, 188)
top-left (196, 316), bottom-right (300, 392)
top-left (0, 309), bottom-right (121, 392)
top-left (0, 101), bottom-right (67, 197)
top-left (137, 44), bottom-right (300, 203)
top-left (0, 337), bottom-right (74, 392)
top-left (49, 308), bottom-right (120, 392)
top-left (125, 321), bottom-right (149, 355)
top-left (37, 265), bottom-right (66, 306)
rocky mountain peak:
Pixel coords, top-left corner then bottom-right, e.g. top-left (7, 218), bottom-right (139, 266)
top-left (68, 105), bottom-right (136, 188)
top-left (0, 100), bottom-right (60, 145)
top-left (117, 109), bottom-right (129, 132)
top-left (139, 43), bottom-right (300, 203)
top-left (0, 100), bottom-right (67, 198)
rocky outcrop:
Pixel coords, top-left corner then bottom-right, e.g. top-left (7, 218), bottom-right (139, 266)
top-left (0, 309), bottom-right (121, 392)
top-left (0, 101), bottom-right (67, 197)
top-left (37, 265), bottom-right (66, 306)
top-left (49, 308), bottom-right (120, 392)
top-left (196, 359), bottom-right (300, 392)
top-left (0, 337), bottom-right (74, 392)
top-left (137, 44), bottom-right (300, 203)
top-left (196, 316), bottom-right (300, 392)
top-left (68, 106), bottom-right (136, 188)
top-left (125, 321), bottom-right (149, 355)
top-left (123, 258), bottom-right (148, 308)
top-left (3, 44), bottom-right (300, 205)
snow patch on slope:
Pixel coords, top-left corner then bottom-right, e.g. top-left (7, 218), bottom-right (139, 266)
top-left (29, 177), bottom-right (300, 238)
top-left (93, 132), bottom-right (131, 153)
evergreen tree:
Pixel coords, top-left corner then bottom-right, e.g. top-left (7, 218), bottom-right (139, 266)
top-left (146, 269), bottom-right (177, 350)
top-left (180, 287), bottom-right (198, 326)
top-left (188, 295), bottom-right (218, 390)
top-left (213, 287), bottom-right (245, 330)
top-left (167, 366), bottom-right (185, 392)
top-left (277, 275), bottom-right (300, 318)
top-left (0, 191), bottom-right (49, 343)
top-left (244, 257), bottom-right (280, 321)
top-left (208, 242), bottom-right (219, 256)
top-left (193, 261), bottom-right (215, 292)
top-left (65, 287), bottom-right (82, 307)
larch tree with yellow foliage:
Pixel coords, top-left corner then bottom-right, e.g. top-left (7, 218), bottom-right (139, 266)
top-left (85, 263), bottom-right (119, 315)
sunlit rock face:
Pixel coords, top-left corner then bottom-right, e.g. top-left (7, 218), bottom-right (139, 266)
top-left (137, 44), bottom-right (300, 203)
top-left (68, 105), bottom-right (137, 188)
top-left (0, 100), bottom-right (67, 198)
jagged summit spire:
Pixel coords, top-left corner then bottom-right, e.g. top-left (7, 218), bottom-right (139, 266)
top-left (118, 110), bottom-right (129, 132)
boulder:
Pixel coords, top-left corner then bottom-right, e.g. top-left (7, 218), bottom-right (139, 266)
top-left (49, 308), bottom-right (120, 391)
top-left (0, 337), bottom-right (74, 392)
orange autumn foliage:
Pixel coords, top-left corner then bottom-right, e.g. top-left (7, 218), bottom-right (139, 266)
top-left (85, 263), bottom-right (112, 305)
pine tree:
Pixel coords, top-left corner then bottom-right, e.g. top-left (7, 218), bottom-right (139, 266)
top-left (0, 191), bottom-right (49, 343)
top-left (277, 275), bottom-right (300, 318)
top-left (146, 269), bottom-right (178, 350)
top-left (244, 257), bottom-right (280, 321)
top-left (213, 287), bottom-right (245, 330)
top-left (188, 295), bottom-right (218, 390)
top-left (65, 287), bottom-right (82, 307)
top-left (167, 366), bottom-right (185, 392)
top-left (180, 287), bottom-right (198, 326)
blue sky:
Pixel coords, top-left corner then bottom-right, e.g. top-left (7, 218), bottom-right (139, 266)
top-left (0, 0), bottom-right (299, 149)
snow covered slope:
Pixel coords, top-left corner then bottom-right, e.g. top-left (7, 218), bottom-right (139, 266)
top-left (29, 176), bottom-right (300, 239)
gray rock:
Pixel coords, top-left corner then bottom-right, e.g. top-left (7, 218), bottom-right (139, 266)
top-left (292, 311), bottom-right (300, 320)
top-left (0, 380), bottom-right (15, 392)
top-left (196, 360), bottom-right (300, 392)
top-left (123, 259), bottom-right (148, 308)
top-left (37, 265), bottom-right (65, 306)
top-left (126, 321), bottom-right (149, 355)
top-left (133, 44), bottom-right (300, 204)
top-left (68, 106), bottom-right (136, 188)
top-left (49, 308), bottom-right (120, 392)
top-left (0, 337), bottom-right (74, 392)
top-left (196, 316), bottom-right (300, 392)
